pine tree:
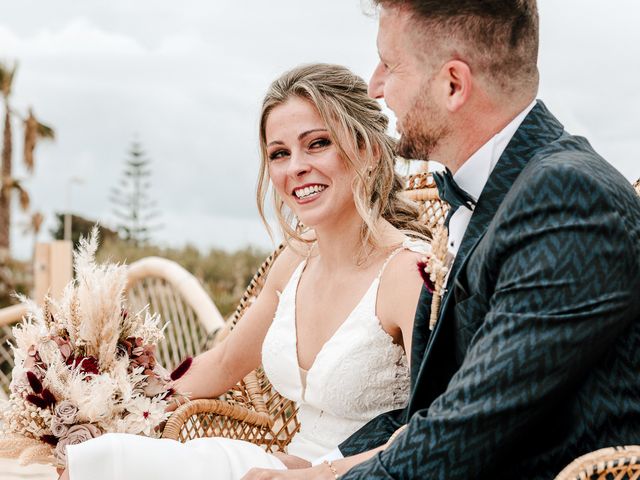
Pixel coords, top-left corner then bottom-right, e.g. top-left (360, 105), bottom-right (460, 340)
top-left (109, 140), bottom-right (161, 246)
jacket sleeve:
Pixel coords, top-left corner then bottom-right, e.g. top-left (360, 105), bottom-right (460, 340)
top-left (338, 408), bottom-right (405, 457)
top-left (340, 159), bottom-right (640, 479)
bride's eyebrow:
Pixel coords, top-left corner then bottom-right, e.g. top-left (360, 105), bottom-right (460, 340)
top-left (299, 129), bottom-right (328, 141)
top-left (267, 129), bottom-right (329, 148)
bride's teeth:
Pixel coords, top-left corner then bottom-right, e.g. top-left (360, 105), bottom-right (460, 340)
top-left (295, 185), bottom-right (325, 199)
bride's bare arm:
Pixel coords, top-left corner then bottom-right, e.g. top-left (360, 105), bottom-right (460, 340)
top-left (377, 250), bottom-right (426, 363)
top-left (172, 247), bottom-right (302, 401)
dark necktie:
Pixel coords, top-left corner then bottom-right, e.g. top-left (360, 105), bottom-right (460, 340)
top-left (432, 168), bottom-right (476, 226)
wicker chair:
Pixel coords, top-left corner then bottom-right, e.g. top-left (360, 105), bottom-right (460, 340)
top-left (555, 446), bottom-right (640, 480)
top-left (0, 257), bottom-right (225, 400)
top-left (160, 171), bottom-right (445, 450)
top-left (0, 304), bottom-right (29, 400)
top-left (160, 245), bottom-right (299, 450)
top-left (403, 169), bottom-right (449, 231)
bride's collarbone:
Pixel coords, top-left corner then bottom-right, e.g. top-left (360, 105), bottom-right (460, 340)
top-left (294, 261), bottom-right (384, 364)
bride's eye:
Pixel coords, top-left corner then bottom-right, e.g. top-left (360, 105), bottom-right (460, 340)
top-left (269, 149), bottom-right (289, 161)
top-left (309, 138), bottom-right (331, 150)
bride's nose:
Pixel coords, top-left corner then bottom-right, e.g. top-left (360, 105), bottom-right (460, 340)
top-left (287, 152), bottom-right (311, 178)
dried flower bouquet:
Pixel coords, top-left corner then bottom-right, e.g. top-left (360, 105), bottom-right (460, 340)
top-left (0, 230), bottom-right (184, 468)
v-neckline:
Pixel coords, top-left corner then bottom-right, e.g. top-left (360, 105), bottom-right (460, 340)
top-left (291, 259), bottom-right (379, 380)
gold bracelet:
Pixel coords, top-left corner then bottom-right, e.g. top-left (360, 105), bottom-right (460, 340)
top-left (323, 460), bottom-right (339, 479)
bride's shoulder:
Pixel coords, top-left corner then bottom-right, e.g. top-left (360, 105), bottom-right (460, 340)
top-left (263, 236), bottom-right (313, 292)
top-left (378, 236), bottom-right (430, 303)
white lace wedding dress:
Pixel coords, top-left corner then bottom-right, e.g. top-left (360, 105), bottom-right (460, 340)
top-left (67, 243), bottom-right (424, 479)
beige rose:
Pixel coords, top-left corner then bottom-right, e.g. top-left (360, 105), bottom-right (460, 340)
top-left (50, 417), bottom-right (69, 438)
top-left (55, 401), bottom-right (79, 425)
top-left (54, 424), bottom-right (102, 465)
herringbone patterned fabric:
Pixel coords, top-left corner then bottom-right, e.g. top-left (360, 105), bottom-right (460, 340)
top-left (340, 101), bottom-right (640, 479)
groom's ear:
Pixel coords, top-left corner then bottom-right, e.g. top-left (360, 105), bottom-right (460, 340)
top-left (438, 60), bottom-right (472, 113)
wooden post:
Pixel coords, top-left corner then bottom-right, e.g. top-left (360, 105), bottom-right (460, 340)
top-left (33, 241), bottom-right (73, 303)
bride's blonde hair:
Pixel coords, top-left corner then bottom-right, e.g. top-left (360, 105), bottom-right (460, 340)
top-left (257, 63), bottom-right (430, 253)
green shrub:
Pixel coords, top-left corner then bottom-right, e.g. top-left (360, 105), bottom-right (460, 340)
top-left (97, 238), bottom-right (268, 318)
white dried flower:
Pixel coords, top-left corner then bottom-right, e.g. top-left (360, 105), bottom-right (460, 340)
top-left (123, 396), bottom-right (168, 436)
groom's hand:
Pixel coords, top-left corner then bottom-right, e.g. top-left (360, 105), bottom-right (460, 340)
top-left (241, 465), bottom-right (333, 480)
top-left (272, 452), bottom-right (311, 469)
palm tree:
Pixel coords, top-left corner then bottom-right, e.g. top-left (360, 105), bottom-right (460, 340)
top-left (21, 210), bottom-right (44, 259)
top-left (0, 61), bottom-right (17, 261)
top-left (0, 61), bottom-right (54, 261)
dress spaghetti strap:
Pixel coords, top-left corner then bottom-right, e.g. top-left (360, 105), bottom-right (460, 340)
top-left (375, 246), bottom-right (408, 281)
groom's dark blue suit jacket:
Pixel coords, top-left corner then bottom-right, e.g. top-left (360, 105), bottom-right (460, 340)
top-left (339, 101), bottom-right (640, 479)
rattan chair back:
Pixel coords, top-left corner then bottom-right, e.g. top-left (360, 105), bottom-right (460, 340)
top-left (403, 171), bottom-right (450, 230)
top-left (0, 304), bottom-right (29, 399)
top-left (126, 256), bottom-right (226, 370)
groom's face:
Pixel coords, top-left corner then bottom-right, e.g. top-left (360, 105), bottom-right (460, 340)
top-left (369, 6), bottom-right (451, 161)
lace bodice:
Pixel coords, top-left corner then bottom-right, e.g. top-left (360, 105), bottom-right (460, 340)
top-left (262, 240), bottom-right (428, 459)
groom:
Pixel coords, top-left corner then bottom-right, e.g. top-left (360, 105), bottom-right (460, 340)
top-left (244, 1), bottom-right (640, 479)
top-left (333, 1), bottom-right (640, 478)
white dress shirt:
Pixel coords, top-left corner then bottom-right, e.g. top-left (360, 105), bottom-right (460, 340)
top-left (447, 100), bottom-right (536, 256)
top-left (322, 100), bottom-right (536, 463)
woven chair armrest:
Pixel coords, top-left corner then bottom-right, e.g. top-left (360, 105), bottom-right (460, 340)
top-left (555, 445), bottom-right (640, 480)
top-left (161, 398), bottom-right (272, 441)
top-left (0, 304), bottom-right (28, 327)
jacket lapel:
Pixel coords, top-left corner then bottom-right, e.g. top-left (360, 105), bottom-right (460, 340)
top-left (408, 100), bottom-right (566, 415)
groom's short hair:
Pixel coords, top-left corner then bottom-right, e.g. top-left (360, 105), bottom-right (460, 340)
top-left (373, 0), bottom-right (539, 94)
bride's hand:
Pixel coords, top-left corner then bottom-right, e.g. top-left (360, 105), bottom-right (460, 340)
top-left (164, 388), bottom-right (189, 413)
top-left (272, 452), bottom-right (311, 469)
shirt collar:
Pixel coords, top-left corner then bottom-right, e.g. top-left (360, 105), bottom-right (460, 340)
top-left (453, 100), bottom-right (537, 202)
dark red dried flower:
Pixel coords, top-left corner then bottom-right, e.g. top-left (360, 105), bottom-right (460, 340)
top-left (71, 356), bottom-right (100, 376)
top-left (26, 371), bottom-right (43, 394)
top-left (170, 357), bottom-right (193, 381)
top-left (417, 261), bottom-right (435, 294)
top-left (26, 394), bottom-right (49, 409)
top-left (41, 434), bottom-right (58, 446)
top-left (163, 388), bottom-right (175, 399)
top-left (41, 388), bottom-right (57, 408)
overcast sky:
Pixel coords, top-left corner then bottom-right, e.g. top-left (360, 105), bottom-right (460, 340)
top-left (2, 1), bottom-right (639, 260)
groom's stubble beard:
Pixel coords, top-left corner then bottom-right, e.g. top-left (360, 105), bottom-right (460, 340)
top-left (396, 78), bottom-right (451, 162)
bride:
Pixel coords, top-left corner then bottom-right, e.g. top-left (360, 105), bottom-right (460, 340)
top-left (62, 63), bottom-right (430, 479)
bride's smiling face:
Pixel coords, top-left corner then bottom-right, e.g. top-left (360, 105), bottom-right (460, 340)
top-left (265, 97), bottom-right (357, 228)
